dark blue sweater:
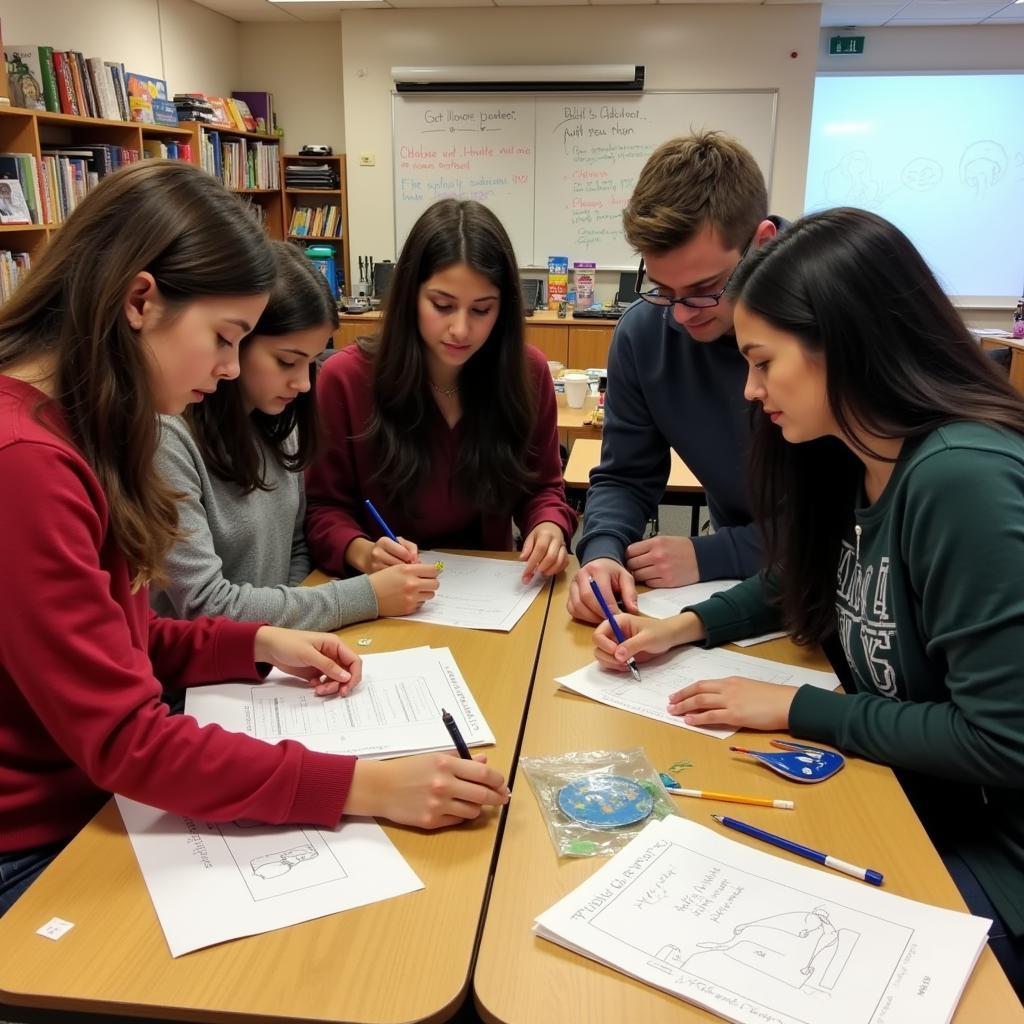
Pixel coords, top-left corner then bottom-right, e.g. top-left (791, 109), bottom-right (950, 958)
top-left (576, 298), bottom-right (760, 580)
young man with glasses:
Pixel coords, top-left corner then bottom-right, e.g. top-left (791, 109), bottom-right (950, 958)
top-left (568, 131), bottom-right (784, 623)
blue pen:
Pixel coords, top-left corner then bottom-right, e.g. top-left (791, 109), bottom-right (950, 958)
top-left (364, 499), bottom-right (398, 543)
top-left (713, 814), bottom-right (883, 886)
top-left (587, 576), bottom-right (641, 682)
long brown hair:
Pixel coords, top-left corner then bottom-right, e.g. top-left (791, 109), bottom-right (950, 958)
top-left (186, 241), bottom-right (337, 492)
top-left (359, 199), bottom-right (535, 514)
top-left (731, 207), bottom-right (1024, 644)
top-left (0, 161), bottom-right (276, 589)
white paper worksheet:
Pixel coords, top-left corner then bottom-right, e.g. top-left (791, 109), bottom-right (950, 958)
top-left (400, 550), bottom-right (545, 631)
top-left (555, 647), bottom-right (839, 740)
top-left (184, 646), bottom-right (494, 758)
top-left (535, 817), bottom-right (989, 1024)
top-left (637, 581), bottom-right (787, 647)
top-left (116, 796), bottom-right (423, 958)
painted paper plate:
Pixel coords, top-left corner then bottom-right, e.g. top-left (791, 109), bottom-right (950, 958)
top-left (557, 775), bottom-right (654, 829)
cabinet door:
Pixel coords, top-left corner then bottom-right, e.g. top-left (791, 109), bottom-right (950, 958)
top-left (334, 319), bottom-right (378, 349)
top-left (524, 323), bottom-right (569, 365)
top-left (568, 325), bottom-right (614, 369)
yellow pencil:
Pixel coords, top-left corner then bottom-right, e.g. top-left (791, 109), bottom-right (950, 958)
top-left (667, 787), bottom-right (794, 810)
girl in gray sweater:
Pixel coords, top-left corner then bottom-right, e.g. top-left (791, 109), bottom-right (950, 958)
top-left (151, 242), bottom-right (439, 629)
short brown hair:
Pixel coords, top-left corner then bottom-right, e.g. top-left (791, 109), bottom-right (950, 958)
top-left (623, 130), bottom-right (768, 255)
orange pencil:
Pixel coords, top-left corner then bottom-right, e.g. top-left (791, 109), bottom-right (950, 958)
top-left (665, 785), bottom-right (794, 810)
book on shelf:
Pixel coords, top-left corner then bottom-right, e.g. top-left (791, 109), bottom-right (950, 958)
top-left (288, 205), bottom-right (342, 239)
top-left (0, 248), bottom-right (32, 302)
top-left (141, 139), bottom-right (193, 162)
top-left (231, 91), bottom-right (274, 135)
top-left (40, 144), bottom-right (139, 224)
top-left (4, 44), bottom-right (47, 110)
top-left (0, 153), bottom-right (44, 224)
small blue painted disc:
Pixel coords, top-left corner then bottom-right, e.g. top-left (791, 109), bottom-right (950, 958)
top-left (557, 775), bottom-right (654, 829)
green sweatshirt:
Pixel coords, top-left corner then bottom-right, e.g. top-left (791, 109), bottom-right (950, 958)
top-left (690, 422), bottom-right (1024, 936)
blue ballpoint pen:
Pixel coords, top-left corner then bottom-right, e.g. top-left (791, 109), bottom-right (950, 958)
top-left (587, 577), bottom-right (641, 682)
top-left (712, 814), bottom-right (884, 886)
top-left (364, 498), bottom-right (398, 543)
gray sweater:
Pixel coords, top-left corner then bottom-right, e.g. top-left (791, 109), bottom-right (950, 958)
top-left (150, 416), bottom-right (378, 629)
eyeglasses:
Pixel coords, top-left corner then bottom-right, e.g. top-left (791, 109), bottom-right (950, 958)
top-left (635, 235), bottom-right (755, 310)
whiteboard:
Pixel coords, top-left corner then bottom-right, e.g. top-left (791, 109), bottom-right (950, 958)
top-left (805, 73), bottom-right (1024, 303)
top-left (393, 91), bottom-right (777, 269)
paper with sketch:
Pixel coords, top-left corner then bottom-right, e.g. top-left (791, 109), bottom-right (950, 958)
top-left (185, 646), bottom-right (494, 758)
top-left (535, 816), bottom-right (989, 1024)
top-left (116, 796), bottom-right (423, 957)
top-left (637, 581), bottom-right (786, 647)
top-left (399, 550), bottom-right (544, 631)
top-left (555, 647), bottom-right (839, 740)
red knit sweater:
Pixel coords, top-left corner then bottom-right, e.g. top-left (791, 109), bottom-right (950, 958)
top-left (305, 344), bottom-right (576, 576)
top-left (0, 377), bottom-right (355, 852)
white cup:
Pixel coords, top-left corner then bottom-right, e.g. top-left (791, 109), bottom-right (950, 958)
top-left (563, 372), bottom-right (589, 409)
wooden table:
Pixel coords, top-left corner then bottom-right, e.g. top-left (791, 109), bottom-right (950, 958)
top-left (564, 437), bottom-right (705, 535)
top-left (0, 555), bottom-right (552, 1024)
top-left (473, 570), bottom-right (1024, 1024)
top-left (978, 334), bottom-right (1024, 394)
top-left (333, 309), bottom-right (618, 369)
top-left (556, 393), bottom-right (602, 444)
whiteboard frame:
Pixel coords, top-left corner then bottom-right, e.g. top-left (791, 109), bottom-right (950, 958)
top-left (391, 88), bottom-right (779, 272)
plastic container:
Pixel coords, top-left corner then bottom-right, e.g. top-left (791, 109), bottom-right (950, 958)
top-left (572, 261), bottom-right (596, 309)
top-left (305, 245), bottom-right (339, 300)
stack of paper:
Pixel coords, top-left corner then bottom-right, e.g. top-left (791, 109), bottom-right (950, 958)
top-left (535, 816), bottom-right (989, 1024)
top-left (184, 646), bottom-right (494, 758)
top-left (117, 797), bottom-right (423, 957)
top-left (401, 550), bottom-right (545, 632)
top-left (555, 646), bottom-right (839, 739)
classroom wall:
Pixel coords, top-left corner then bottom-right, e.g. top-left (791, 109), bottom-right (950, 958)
top-left (340, 4), bottom-right (822, 280)
top-left (236, 21), bottom-right (345, 154)
top-left (817, 24), bottom-right (1024, 72)
top-left (0, 0), bottom-right (239, 96)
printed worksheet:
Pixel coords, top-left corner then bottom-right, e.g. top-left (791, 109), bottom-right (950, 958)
top-left (117, 796), bottom-right (423, 957)
top-left (637, 581), bottom-right (787, 647)
top-left (185, 646), bottom-right (494, 758)
top-left (400, 550), bottom-right (546, 631)
top-left (535, 817), bottom-right (989, 1024)
top-left (555, 647), bottom-right (839, 739)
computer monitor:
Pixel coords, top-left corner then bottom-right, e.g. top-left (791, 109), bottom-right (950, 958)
top-left (373, 261), bottom-right (395, 300)
top-left (520, 278), bottom-right (542, 310)
top-left (616, 270), bottom-right (639, 306)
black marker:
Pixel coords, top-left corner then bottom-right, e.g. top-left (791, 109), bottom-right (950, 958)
top-left (441, 708), bottom-right (472, 759)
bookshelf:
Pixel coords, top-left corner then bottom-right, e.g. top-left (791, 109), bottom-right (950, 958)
top-left (184, 122), bottom-right (283, 239)
top-left (281, 153), bottom-right (350, 297)
top-left (0, 106), bottom-right (194, 263)
top-left (0, 107), bottom-right (286, 289)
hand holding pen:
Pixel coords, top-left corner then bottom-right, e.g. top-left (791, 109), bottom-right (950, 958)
top-left (587, 576), bottom-right (642, 682)
top-left (364, 499), bottom-right (420, 568)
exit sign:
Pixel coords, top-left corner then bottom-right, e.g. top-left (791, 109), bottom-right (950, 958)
top-left (829, 35), bottom-right (865, 55)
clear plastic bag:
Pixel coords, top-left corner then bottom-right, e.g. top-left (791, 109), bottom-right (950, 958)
top-left (520, 747), bottom-right (679, 858)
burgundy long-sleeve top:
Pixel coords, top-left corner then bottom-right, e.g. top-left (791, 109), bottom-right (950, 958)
top-left (305, 344), bottom-right (576, 576)
top-left (0, 377), bottom-right (355, 853)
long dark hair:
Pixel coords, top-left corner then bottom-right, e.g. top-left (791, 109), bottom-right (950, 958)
top-left (731, 207), bottom-right (1024, 643)
top-left (359, 199), bottom-right (535, 513)
top-left (0, 161), bottom-right (276, 589)
top-left (185, 241), bottom-right (337, 492)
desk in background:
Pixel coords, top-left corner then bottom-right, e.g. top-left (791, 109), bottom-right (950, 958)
top-left (334, 309), bottom-right (619, 369)
top-left (978, 335), bottom-right (1024, 394)
top-left (564, 437), bottom-right (705, 535)
top-left (0, 555), bottom-right (551, 1024)
top-left (473, 569), bottom-right (1024, 1024)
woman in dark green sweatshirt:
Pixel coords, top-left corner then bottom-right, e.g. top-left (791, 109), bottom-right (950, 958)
top-left (592, 207), bottom-right (1024, 997)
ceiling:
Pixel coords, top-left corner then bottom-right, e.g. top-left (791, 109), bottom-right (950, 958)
top-left (196, 0), bottom-right (1024, 25)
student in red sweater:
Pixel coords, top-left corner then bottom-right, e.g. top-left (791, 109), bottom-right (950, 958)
top-left (305, 199), bottom-right (576, 583)
top-left (0, 163), bottom-right (509, 916)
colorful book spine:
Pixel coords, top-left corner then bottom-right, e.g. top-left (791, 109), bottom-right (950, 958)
top-left (38, 46), bottom-right (59, 112)
top-left (547, 256), bottom-right (569, 310)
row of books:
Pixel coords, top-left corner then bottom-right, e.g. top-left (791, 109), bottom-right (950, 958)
top-left (3, 44), bottom-right (176, 126)
top-left (199, 131), bottom-right (280, 191)
top-left (288, 205), bottom-right (342, 239)
top-left (284, 163), bottom-right (340, 190)
top-left (141, 140), bottom-right (194, 162)
top-left (0, 249), bottom-right (31, 303)
top-left (174, 94), bottom-right (265, 134)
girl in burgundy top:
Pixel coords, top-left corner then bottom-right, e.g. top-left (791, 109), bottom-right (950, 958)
top-left (306, 199), bottom-right (576, 585)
